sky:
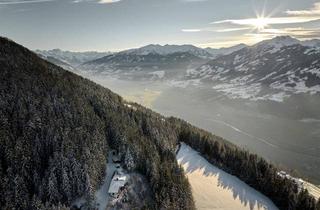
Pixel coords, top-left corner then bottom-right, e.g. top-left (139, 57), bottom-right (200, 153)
top-left (0, 0), bottom-right (320, 51)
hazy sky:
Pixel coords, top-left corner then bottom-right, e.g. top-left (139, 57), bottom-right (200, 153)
top-left (0, 0), bottom-right (319, 51)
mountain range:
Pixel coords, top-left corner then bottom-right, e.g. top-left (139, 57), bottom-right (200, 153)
top-left (36, 36), bottom-right (320, 102)
top-left (36, 43), bottom-right (247, 76)
top-left (187, 36), bottom-right (320, 102)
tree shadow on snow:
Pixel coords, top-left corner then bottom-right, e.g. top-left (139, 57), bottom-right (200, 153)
top-left (176, 143), bottom-right (278, 210)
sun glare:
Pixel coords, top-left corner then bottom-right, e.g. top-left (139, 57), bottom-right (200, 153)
top-left (252, 16), bottom-right (269, 31)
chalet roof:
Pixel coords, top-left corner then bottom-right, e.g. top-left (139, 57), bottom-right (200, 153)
top-left (108, 175), bottom-right (127, 194)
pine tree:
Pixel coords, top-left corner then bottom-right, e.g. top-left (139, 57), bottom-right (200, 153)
top-left (316, 198), bottom-right (320, 210)
top-left (61, 168), bottom-right (71, 203)
top-left (48, 169), bottom-right (61, 204)
top-left (125, 148), bottom-right (135, 171)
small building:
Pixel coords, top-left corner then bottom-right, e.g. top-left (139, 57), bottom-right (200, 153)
top-left (108, 174), bottom-right (128, 197)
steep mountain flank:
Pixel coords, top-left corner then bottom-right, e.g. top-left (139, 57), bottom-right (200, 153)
top-left (0, 37), bottom-right (194, 210)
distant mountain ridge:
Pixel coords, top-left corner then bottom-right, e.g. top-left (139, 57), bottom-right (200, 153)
top-left (35, 48), bottom-right (111, 67)
top-left (78, 43), bottom-right (249, 79)
top-left (186, 36), bottom-right (320, 101)
top-left (36, 36), bottom-right (320, 102)
top-left (37, 43), bottom-right (249, 71)
top-left (121, 44), bottom-right (214, 58)
top-left (205, 43), bottom-right (247, 57)
top-left (254, 36), bottom-right (320, 49)
top-left (80, 51), bottom-right (208, 80)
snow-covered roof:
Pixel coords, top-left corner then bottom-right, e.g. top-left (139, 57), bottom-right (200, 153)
top-left (108, 175), bottom-right (127, 194)
top-left (108, 180), bottom-right (126, 194)
top-left (115, 174), bottom-right (127, 181)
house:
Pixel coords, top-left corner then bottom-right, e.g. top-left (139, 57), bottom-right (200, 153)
top-left (108, 173), bottom-right (128, 197)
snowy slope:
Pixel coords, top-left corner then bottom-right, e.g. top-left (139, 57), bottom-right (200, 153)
top-left (177, 143), bottom-right (278, 210)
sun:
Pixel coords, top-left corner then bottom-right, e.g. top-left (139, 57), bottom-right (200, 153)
top-left (252, 15), bottom-right (269, 31)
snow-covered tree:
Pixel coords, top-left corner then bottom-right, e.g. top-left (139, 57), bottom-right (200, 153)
top-left (124, 148), bottom-right (136, 171)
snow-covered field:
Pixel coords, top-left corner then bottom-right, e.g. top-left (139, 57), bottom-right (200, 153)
top-left (177, 143), bottom-right (279, 210)
top-left (303, 182), bottom-right (320, 200)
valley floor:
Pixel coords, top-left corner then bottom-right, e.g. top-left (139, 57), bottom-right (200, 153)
top-left (177, 142), bottom-right (279, 210)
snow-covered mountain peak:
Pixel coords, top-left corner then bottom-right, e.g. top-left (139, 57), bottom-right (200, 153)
top-left (186, 36), bottom-right (320, 102)
top-left (121, 44), bottom-right (213, 58)
top-left (254, 36), bottom-right (300, 50)
top-left (249, 36), bottom-right (320, 54)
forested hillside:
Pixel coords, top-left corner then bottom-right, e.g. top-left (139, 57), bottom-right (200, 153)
top-left (0, 37), bottom-right (194, 210)
top-left (0, 37), bottom-right (319, 210)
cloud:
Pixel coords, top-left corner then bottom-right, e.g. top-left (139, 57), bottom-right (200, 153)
top-left (213, 16), bottom-right (320, 26)
top-left (252, 27), bottom-right (320, 39)
top-left (210, 2), bottom-right (320, 40)
top-left (182, 27), bottom-right (251, 33)
top-left (213, 1), bottom-right (320, 28)
top-left (0, 0), bottom-right (54, 4)
top-left (182, 0), bottom-right (207, 2)
top-left (97, 0), bottom-right (121, 3)
top-left (181, 29), bottom-right (202, 32)
top-left (216, 27), bottom-right (251, 32)
top-left (195, 3), bottom-right (320, 48)
top-left (73, 0), bottom-right (121, 3)
top-left (286, 2), bottom-right (320, 16)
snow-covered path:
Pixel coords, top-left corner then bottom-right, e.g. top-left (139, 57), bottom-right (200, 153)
top-left (94, 152), bottom-right (117, 210)
top-left (177, 143), bottom-right (279, 210)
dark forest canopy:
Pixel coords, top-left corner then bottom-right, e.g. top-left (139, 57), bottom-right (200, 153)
top-left (0, 37), bottom-right (194, 210)
top-left (0, 37), bottom-right (319, 210)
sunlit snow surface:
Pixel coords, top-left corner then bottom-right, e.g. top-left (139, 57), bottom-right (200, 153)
top-left (177, 143), bottom-right (279, 210)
